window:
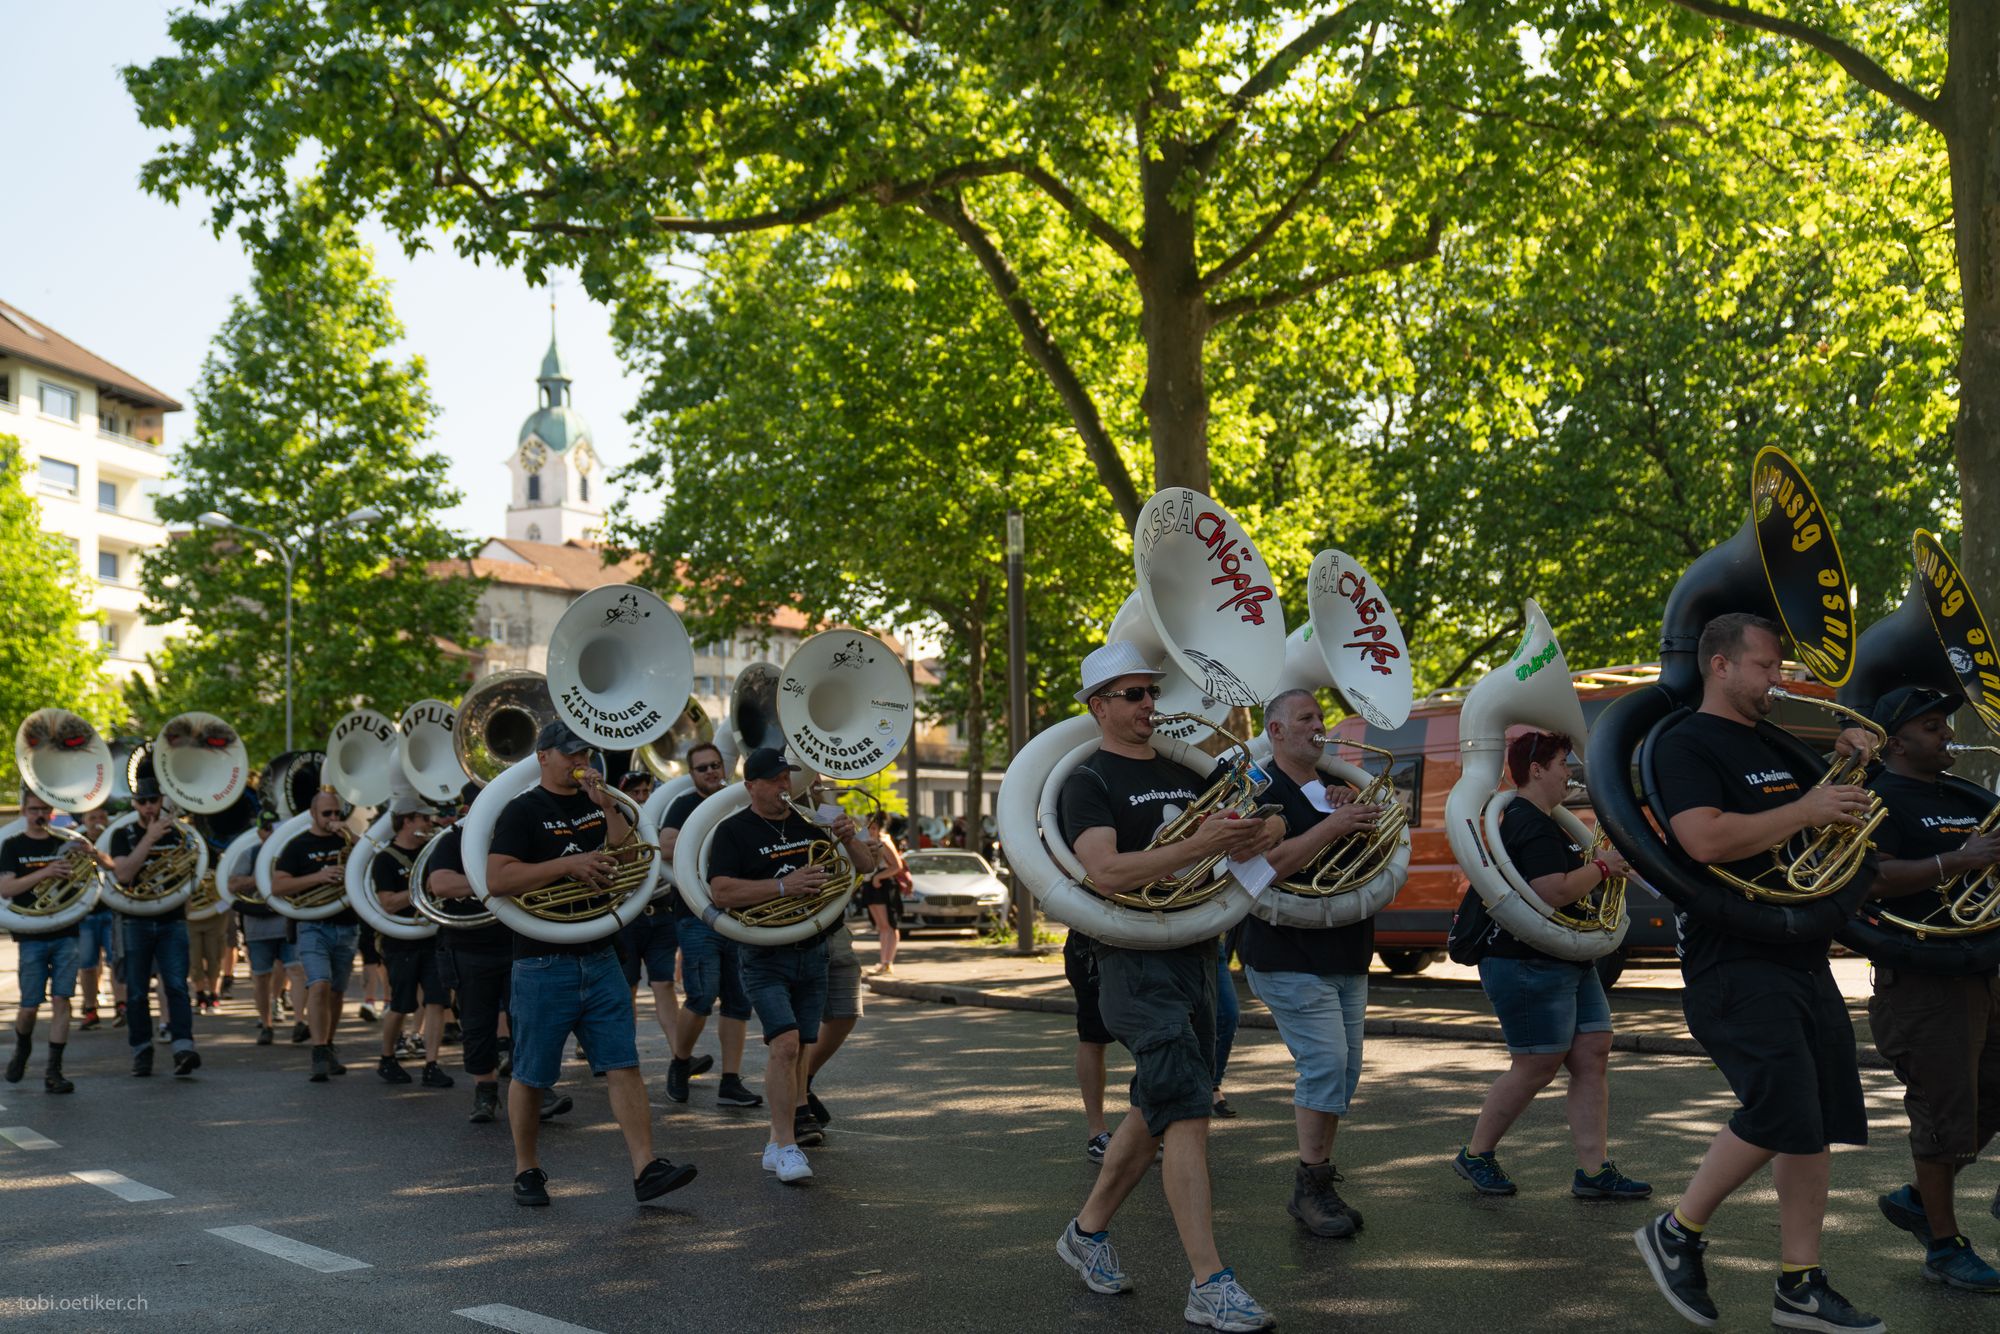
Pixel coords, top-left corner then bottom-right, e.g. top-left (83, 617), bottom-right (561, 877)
top-left (37, 457), bottom-right (79, 497)
top-left (39, 381), bottom-right (77, 421)
top-left (98, 480), bottom-right (118, 511)
top-left (525, 522), bottom-right (543, 542)
top-left (579, 476), bottom-right (589, 502)
top-left (526, 472), bottom-right (541, 502)
top-left (100, 622), bottom-right (119, 652)
top-left (98, 550), bottom-right (120, 582)
top-left (0, 372), bottom-right (10, 402)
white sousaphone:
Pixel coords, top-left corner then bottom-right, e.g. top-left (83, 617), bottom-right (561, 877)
top-left (398, 698), bottom-right (462, 802)
top-left (2, 708), bottom-right (115, 933)
top-left (460, 585), bottom-right (684, 943)
top-left (262, 708), bottom-right (392, 922)
top-left (997, 488), bottom-right (1288, 950)
top-left (674, 627), bottom-right (915, 946)
top-left (98, 714), bottom-right (238, 916)
top-left (1443, 599), bottom-right (1628, 962)
top-left (1245, 549), bottom-right (1415, 929)
top-left (211, 825), bottom-right (264, 913)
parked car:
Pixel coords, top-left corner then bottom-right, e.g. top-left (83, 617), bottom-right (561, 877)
top-left (898, 849), bottom-right (1008, 935)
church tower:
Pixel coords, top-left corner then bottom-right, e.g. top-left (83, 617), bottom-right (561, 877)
top-left (505, 310), bottom-right (603, 545)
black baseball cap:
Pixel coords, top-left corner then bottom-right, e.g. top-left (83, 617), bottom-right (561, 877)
top-left (534, 720), bottom-right (593, 756)
top-left (458, 779), bottom-right (484, 808)
top-left (1871, 685), bottom-right (1961, 734)
top-left (743, 747), bottom-right (799, 782)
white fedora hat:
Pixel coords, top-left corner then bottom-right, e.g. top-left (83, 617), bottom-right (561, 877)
top-left (1075, 641), bottom-right (1165, 704)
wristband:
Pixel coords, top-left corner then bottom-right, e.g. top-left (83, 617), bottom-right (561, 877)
top-left (1592, 858), bottom-right (1610, 881)
top-left (776, 872), bottom-right (789, 897)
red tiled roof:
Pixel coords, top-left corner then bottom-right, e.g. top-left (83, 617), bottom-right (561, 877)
top-left (0, 298), bottom-right (182, 411)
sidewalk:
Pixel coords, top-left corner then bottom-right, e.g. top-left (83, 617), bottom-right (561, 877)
top-left (857, 928), bottom-right (1892, 1069)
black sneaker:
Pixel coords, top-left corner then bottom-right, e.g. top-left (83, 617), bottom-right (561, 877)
top-left (173, 1050), bottom-right (201, 1078)
top-left (256, 1025), bottom-right (274, 1046)
top-left (805, 1090), bottom-right (831, 1126)
top-left (689, 1053), bottom-right (715, 1078)
top-left (1086, 1131), bottom-right (1111, 1165)
top-left (310, 1045), bottom-right (332, 1082)
top-left (538, 1093), bottom-right (574, 1122)
top-left (1633, 1212), bottom-right (1718, 1327)
top-left (634, 1157), bottom-right (698, 1202)
top-left (793, 1113), bottom-right (825, 1148)
top-left (1771, 1268), bottom-right (1884, 1333)
top-left (378, 1056), bottom-right (413, 1084)
top-left (666, 1056), bottom-right (691, 1103)
top-left (131, 1047), bottom-right (154, 1078)
top-left (421, 1062), bottom-right (455, 1088)
top-left (1212, 1096), bottom-right (1237, 1119)
top-left (291, 1021), bottom-right (311, 1044)
top-left (470, 1084), bottom-right (500, 1123)
top-left (45, 1073), bottom-right (75, 1094)
top-left (716, 1075), bottom-right (763, 1108)
top-left (514, 1167), bottom-right (550, 1207)
top-left (442, 1020), bottom-right (462, 1044)
top-left (5, 1035), bottom-right (29, 1083)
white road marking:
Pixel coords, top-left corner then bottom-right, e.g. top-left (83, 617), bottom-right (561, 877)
top-left (72, 1169), bottom-right (173, 1201)
top-left (206, 1225), bottom-right (371, 1273)
top-left (0, 1125), bottom-right (58, 1150)
top-left (454, 1305), bottom-right (607, 1334)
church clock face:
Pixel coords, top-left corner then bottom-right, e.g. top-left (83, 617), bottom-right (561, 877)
top-left (573, 442), bottom-right (594, 476)
top-left (519, 440), bottom-right (548, 472)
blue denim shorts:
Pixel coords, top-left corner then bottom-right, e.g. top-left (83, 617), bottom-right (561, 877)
top-left (76, 910), bottom-right (117, 971)
top-left (296, 921), bottom-right (359, 993)
top-left (508, 947), bottom-right (639, 1090)
top-left (1246, 967), bottom-right (1369, 1115)
top-left (676, 915), bottom-right (752, 1021)
top-left (618, 911), bottom-right (680, 989)
top-left (741, 939), bottom-right (829, 1045)
top-left (18, 935), bottom-right (80, 1006)
top-left (1478, 955), bottom-right (1612, 1055)
top-left (246, 937), bottom-right (298, 976)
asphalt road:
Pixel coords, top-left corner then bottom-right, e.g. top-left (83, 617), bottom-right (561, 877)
top-left (0, 990), bottom-right (1992, 1333)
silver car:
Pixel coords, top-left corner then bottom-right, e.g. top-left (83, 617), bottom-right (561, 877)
top-left (899, 850), bottom-right (1008, 934)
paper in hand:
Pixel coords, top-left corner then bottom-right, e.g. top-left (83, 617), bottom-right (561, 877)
top-left (1228, 854), bottom-right (1278, 899)
top-left (816, 802), bottom-right (845, 825)
top-left (1302, 780), bottom-right (1335, 814)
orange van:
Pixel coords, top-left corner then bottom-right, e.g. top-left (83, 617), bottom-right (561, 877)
top-left (1323, 661), bottom-right (1846, 986)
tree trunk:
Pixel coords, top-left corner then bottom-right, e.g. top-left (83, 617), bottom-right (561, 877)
top-left (1946, 2), bottom-right (2000, 764)
top-left (1139, 135), bottom-right (1212, 495)
top-left (961, 588), bottom-right (990, 842)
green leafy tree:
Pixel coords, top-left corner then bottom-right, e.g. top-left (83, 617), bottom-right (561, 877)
top-left (0, 435), bottom-right (118, 795)
top-left (131, 198), bottom-right (484, 762)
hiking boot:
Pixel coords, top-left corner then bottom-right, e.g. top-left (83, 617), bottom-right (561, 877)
top-left (378, 1056), bottom-right (413, 1084)
top-left (470, 1084), bottom-right (500, 1123)
top-left (1452, 1146), bottom-right (1516, 1196)
top-left (716, 1074), bottom-right (763, 1107)
top-left (310, 1045), bottom-right (333, 1082)
top-left (666, 1056), bottom-right (691, 1103)
top-left (421, 1062), bottom-right (455, 1088)
top-left (1772, 1267), bottom-right (1884, 1332)
top-left (1574, 1160), bottom-right (1652, 1200)
top-left (1056, 1218), bottom-right (1131, 1294)
top-left (1289, 1161), bottom-right (1359, 1238)
top-left (1921, 1235), bottom-right (2000, 1292)
top-left (1634, 1211), bottom-right (1717, 1327)
top-left (1184, 1267), bottom-right (1275, 1331)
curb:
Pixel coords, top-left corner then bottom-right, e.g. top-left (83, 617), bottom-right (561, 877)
top-left (863, 977), bottom-right (1893, 1070)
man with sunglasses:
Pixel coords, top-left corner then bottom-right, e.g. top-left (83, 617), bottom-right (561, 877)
top-left (1053, 642), bottom-right (1287, 1332)
top-left (660, 742), bottom-right (760, 1109)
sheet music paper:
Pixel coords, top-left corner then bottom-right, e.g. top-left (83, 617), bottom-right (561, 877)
top-left (1228, 854), bottom-right (1278, 899)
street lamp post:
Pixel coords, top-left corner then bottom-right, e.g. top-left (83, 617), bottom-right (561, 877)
top-left (1005, 508), bottom-right (1032, 955)
top-left (199, 507), bottom-right (383, 752)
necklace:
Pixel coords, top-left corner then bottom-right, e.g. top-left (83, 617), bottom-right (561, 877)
top-left (754, 807), bottom-right (796, 840)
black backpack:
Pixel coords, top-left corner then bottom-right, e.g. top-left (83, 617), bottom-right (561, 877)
top-left (1446, 883), bottom-right (1492, 966)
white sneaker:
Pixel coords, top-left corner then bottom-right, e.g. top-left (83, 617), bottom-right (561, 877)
top-left (760, 1142), bottom-right (781, 1173)
top-left (774, 1144), bottom-right (813, 1183)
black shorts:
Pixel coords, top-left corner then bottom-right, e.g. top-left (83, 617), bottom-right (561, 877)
top-left (1064, 932), bottom-right (1114, 1046)
top-left (383, 942), bottom-right (445, 1015)
top-left (1682, 958), bottom-right (1866, 1155)
top-left (859, 882), bottom-right (900, 910)
top-left (358, 929), bottom-right (382, 966)
top-left (1094, 940), bottom-right (1217, 1137)
top-left (1870, 968), bottom-right (2000, 1164)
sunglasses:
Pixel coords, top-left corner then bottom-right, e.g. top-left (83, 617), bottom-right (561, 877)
top-left (1095, 684), bottom-right (1163, 703)
top-left (691, 761), bottom-right (724, 773)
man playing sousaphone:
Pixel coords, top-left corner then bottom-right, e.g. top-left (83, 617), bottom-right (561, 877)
top-left (1053, 642), bottom-right (1286, 1333)
top-left (1634, 613), bottom-right (1885, 1333)
top-left (486, 720), bottom-right (696, 1207)
top-left (1862, 686), bottom-right (2000, 1293)
top-left (2, 790), bottom-right (109, 1094)
top-left (272, 789), bottom-right (360, 1083)
top-left (369, 794), bottom-right (454, 1090)
top-left (110, 776), bottom-right (202, 1078)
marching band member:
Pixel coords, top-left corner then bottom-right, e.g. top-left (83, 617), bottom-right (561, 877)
top-left (232, 809), bottom-right (292, 1045)
top-left (109, 776), bottom-right (201, 1078)
top-left (2, 790), bottom-right (103, 1093)
top-left (1052, 643), bottom-right (1285, 1332)
top-left (1239, 688), bottom-right (1387, 1236)
top-left (1633, 614), bottom-right (1883, 1333)
top-left (1862, 686), bottom-right (2000, 1292)
top-left (662, 741), bottom-right (760, 1109)
top-left (1452, 729), bottom-right (1648, 1201)
top-left (76, 804), bottom-right (118, 1030)
top-left (486, 721), bottom-right (695, 1206)
top-left (272, 789), bottom-right (359, 1082)
top-left (707, 746), bottom-right (876, 1182)
top-left (371, 795), bottom-right (453, 1089)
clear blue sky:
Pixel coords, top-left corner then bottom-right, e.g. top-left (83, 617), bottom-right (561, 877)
top-left (0, 1), bottom-right (649, 541)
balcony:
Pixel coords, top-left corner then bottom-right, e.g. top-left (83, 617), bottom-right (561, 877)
top-left (91, 580), bottom-right (146, 616)
top-left (97, 425), bottom-right (162, 453)
top-left (0, 396), bottom-right (16, 414)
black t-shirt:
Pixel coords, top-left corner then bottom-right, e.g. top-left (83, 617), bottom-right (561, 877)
top-left (1235, 764), bottom-right (1374, 975)
top-left (1867, 769), bottom-right (1990, 934)
top-left (275, 829), bottom-right (359, 927)
top-left (1057, 749), bottom-right (1220, 965)
top-left (707, 804), bottom-right (848, 946)
top-left (1, 831), bottom-right (84, 939)
top-left (490, 785), bottom-right (614, 959)
top-left (656, 789), bottom-right (706, 921)
top-left (1484, 799), bottom-right (1591, 963)
top-left (110, 820), bottom-right (188, 924)
top-left (369, 842), bottom-right (429, 953)
top-left (1654, 711), bottom-right (1823, 976)
top-left (425, 825), bottom-right (516, 955)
